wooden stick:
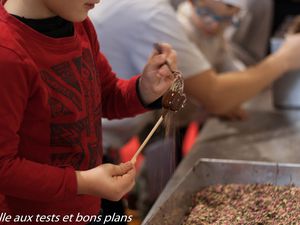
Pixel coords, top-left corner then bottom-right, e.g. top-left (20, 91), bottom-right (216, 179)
top-left (131, 115), bottom-right (164, 164)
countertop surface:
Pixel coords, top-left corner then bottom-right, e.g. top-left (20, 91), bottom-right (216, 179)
top-left (143, 89), bottom-right (300, 224)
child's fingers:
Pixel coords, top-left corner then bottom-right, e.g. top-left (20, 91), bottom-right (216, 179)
top-left (157, 64), bottom-right (174, 80)
top-left (111, 161), bottom-right (133, 176)
top-left (117, 168), bottom-right (136, 192)
top-left (148, 54), bottom-right (174, 81)
top-left (149, 54), bottom-right (167, 69)
top-left (156, 42), bottom-right (173, 55)
top-left (166, 49), bottom-right (177, 70)
top-left (105, 167), bottom-right (136, 201)
top-left (112, 167), bottom-right (136, 194)
top-left (150, 43), bottom-right (176, 70)
top-left (155, 43), bottom-right (177, 68)
top-left (122, 167), bottom-right (136, 181)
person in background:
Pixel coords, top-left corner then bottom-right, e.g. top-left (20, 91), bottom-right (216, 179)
top-left (177, 0), bottom-right (247, 72)
top-left (90, 0), bottom-right (300, 167)
top-left (172, 0), bottom-right (274, 66)
top-left (171, 0), bottom-right (185, 9)
top-left (229, 0), bottom-right (274, 65)
top-left (90, 0), bottom-right (300, 218)
top-left (0, 0), bottom-right (177, 224)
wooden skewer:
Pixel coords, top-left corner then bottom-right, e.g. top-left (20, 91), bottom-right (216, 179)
top-left (131, 115), bottom-right (164, 164)
top-left (131, 43), bottom-right (185, 164)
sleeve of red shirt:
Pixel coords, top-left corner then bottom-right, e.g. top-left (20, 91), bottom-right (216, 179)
top-left (84, 18), bottom-right (148, 119)
top-left (0, 47), bottom-right (77, 202)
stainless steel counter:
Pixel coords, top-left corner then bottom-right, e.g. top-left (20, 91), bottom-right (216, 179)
top-left (143, 90), bottom-right (300, 224)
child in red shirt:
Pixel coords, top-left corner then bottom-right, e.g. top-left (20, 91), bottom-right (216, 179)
top-left (0, 0), bottom-right (176, 223)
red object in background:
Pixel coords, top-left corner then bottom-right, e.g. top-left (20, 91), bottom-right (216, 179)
top-left (182, 122), bottom-right (199, 156)
top-left (120, 137), bottom-right (144, 170)
top-left (120, 122), bottom-right (199, 171)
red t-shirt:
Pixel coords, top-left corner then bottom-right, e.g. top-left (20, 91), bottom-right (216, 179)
top-left (0, 4), bottom-right (146, 224)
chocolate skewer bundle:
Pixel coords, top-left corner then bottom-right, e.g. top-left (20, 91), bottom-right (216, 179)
top-left (131, 44), bottom-right (186, 164)
top-left (162, 71), bottom-right (186, 113)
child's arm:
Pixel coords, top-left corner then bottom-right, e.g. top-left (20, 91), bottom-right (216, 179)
top-left (0, 47), bottom-right (136, 202)
top-left (76, 162), bottom-right (136, 201)
top-left (84, 19), bottom-right (176, 119)
top-left (0, 47), bottom-right (79, 202)
top-left (97, 46), bottom-right (176, 119)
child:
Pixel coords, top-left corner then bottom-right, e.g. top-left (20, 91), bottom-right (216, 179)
top-left (0, 0), bottom-right (176, 223)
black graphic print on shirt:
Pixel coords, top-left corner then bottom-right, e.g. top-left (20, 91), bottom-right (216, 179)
top-left (41, 48), bottom-right (102, 170)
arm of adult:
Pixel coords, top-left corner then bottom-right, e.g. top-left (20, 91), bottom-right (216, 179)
top-left (184, 34), bottom-right (300, 114)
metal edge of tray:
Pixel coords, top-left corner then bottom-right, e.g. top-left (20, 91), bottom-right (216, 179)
top-left (142, 158), bottom-right (300, 225)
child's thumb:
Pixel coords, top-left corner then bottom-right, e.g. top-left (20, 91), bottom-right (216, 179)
top-left (111, 161), bottom-right (134, 176)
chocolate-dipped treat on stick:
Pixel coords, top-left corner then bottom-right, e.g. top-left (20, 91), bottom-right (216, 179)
top-left (131, 43), bottom-right (186, 164)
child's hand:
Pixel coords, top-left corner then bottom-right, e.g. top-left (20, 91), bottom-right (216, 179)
top-left (76, 161), bottom-right (136, 201)
top-left (139, 43), bottom-right (177, 105)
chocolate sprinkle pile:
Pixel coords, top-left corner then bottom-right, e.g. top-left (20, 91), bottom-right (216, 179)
top-left (183, 184), bottom-right (300, 225)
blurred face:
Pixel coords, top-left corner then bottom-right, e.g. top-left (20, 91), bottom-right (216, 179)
top-left (190, 0), bottom-right (240, 35)
top-left (4, 0), bottom-right (100, 22)
top-left (41, 0), bottom-right (100, 22)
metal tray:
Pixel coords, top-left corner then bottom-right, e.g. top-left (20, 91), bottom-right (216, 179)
top-left (142, 158), bottom-right (300, 225)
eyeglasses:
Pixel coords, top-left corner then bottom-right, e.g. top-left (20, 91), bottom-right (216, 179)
top-left (195, 6), bottom-right (240, 27)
